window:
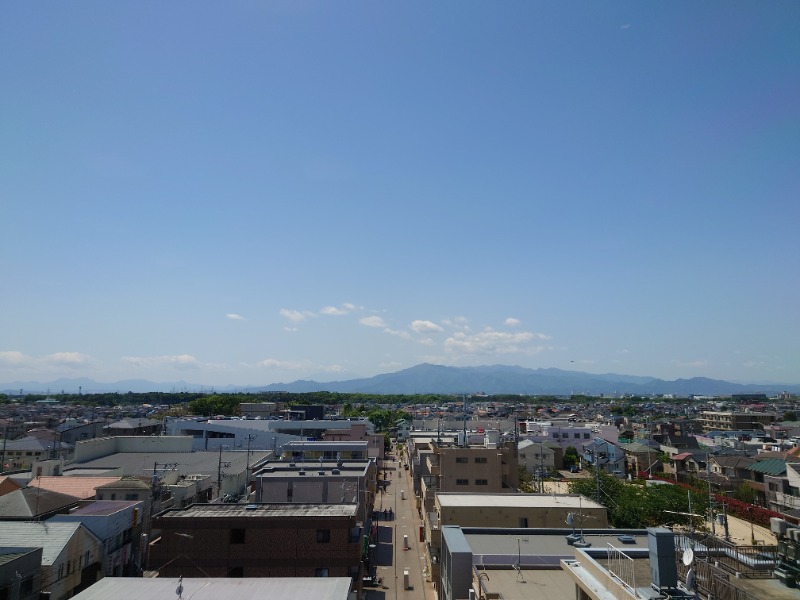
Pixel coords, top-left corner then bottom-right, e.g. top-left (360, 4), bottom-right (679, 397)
top-left (574, 433), bottom-right (580, 438)
top-left (583, 433), bottom-right (590, 439)
top-left (317, 529), bottom-right (331, 543)
top-left (456, 479), bottom-right (469, 486)
top-left (455, 457), bottom-right (468, 464)
top-left (315, 568), bottom-right (329, 577)
top-left (551, 433), bottom-right (559, 438)
top-left (125, 493), bottom-right (138, 500)
top-left (475, 479), bottom-right (488, 485)
top-left (230, 528), bottom-right (246, 544)
top-left (474, 457), bottom-right (487, 464)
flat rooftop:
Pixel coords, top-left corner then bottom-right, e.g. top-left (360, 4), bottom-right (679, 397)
top-left (478, 567), bottom-right (576, 600)
top-left (464, 530), bottom-right (649, 568)
top-left (438, 493), bottom-right (605, 510)
top-left (71, 577), bottom-right (352, 600)
top-left (160, 503), bottom-right (358, 519)
top-left (73, 450), bottom-right (270, 477)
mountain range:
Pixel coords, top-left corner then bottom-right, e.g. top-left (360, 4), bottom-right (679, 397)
top-left (3, 364), bottom-right (799, 396)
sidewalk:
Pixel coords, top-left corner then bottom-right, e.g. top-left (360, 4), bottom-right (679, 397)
top-left (364, 455), bottom-right (436, 600)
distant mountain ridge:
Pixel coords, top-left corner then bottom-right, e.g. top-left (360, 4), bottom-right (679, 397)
top-left (4, 364), bottom-right (799, 396)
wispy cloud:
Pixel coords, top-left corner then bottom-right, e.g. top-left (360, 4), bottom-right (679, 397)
top-left (257, 358), bottom-right (344, 374)
top-left (442, 316), bottom-right (470, 331)
top-left (360, 315), bottom-right (387, 328)
top-left (504, 317), bottom-right (521, 327)
top-left (444, 328), bottom-right (551, 356)
top-left (0, 351), bottom-right (93, 370)
top-left (226, 313), bottom-right (246, 321)
top-left (671, 359), bottom-right (709, 368)
top-left (280, 308), bottom-right (316, 323)
top-left (385, 328), bottom-right (412, 339)
top-left (121, 354), bottom-right (203, 369)
top-left (411, 320), bottom-right (444, 334)
top-left (320, 302), bottom-right (359, 316)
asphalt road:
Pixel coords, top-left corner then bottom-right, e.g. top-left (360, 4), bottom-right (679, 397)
top-left (364, 454), bottom-right (436, 600)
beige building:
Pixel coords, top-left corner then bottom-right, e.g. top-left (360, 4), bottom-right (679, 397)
top-left (417, 434), bottom-right (519, 515)
top-left (698, 411), bottom-right (777, 433)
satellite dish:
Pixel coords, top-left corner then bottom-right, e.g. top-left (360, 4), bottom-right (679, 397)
top-left (682, 548), bottom-right (694, 566)
top-left (566, 513), bottom-right (574, 525)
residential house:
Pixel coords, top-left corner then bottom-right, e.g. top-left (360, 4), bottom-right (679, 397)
top-left (51, 500), bottom-right (144, 577)
top-left (0, 522), bottom-right (103, 600)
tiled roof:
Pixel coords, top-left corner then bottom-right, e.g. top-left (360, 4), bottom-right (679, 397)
top-left (0, 487), bottom-right (80, 518)
top-left (27, 476), bottom-right (121, 499)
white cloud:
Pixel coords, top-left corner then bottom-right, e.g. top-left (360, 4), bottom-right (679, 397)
top-left (360, 315), bottom-right (386, 328)
top-left (0, 351), bottom-right (93, 370)
top-left (283, 326), bottom-right (298, 332)
top-left (504, 317), bottom-right (521, 327)
top-left (319, 303), bottom-right (359, 316)
top-left (417, 337), bottom-right (435, 346)
top-left (226, 313), bottom-right (246, 321)
top-left (411, 320), bottom-right (444, 333)
top-left (671, 359), bottom-right (708, 368)
top-left (48, 352), bottom-right (92, 367)
top-left (444, 328), bottom-right (551, 356)
top-left (256, 358), bottom-right (344, 374)
top-left (122, 354), bottom-right (201, 369)
top-left (280, 308), bottom-right (316, 323)
top-left (385, 328), bottom-right (412, 339)
top-left (0, 351), bottom-right (30, 367)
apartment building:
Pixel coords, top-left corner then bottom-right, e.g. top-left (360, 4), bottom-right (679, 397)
top-left (698, 411), bottom-right (777, 433)
top-left (148, 504), bottom-right (363, 593)
top-left (416, 433), bottom-right (518, 514)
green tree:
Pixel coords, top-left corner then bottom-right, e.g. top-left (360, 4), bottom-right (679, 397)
top-left (563, 446), bottom-right (579, 469)
top-left (732, 483), bottom-right (757, 504)
top-left (782, 411), bottom-right (798, 422)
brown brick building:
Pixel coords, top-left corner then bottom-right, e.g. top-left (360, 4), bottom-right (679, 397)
top-left (148, 503), bottom-right (362, 591)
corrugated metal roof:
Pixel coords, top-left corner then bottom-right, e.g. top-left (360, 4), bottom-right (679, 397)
top-left (0, 522), bottom-right (83, 564)
top-left (750, 458), bottom-right (787, 476)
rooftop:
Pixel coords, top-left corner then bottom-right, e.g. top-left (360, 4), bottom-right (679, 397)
top-left (437, 493), bottom-right (605, 510)
top-left (27, 476), bottom-right (122, 499)
top-left (73, 449), bottom-right (270, 477)
top-left (71, 577), bottom-right (353, 600)
top-left (159, 502), bottom-right (358, 519)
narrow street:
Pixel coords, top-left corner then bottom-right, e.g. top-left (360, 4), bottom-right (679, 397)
top-left (364, 451), bottom-right (436, 600)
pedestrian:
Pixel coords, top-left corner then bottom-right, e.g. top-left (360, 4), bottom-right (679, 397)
top-left (389, 507), bottom-right (393, 520)
top-left (384, 508), bottom-right (388, 520)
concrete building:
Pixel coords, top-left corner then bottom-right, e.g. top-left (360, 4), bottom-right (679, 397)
top-left (425, 493), bottom-right (608, 585)
top-left (518, 438), bottom-right (560, 474)
top-left (147, 504), bottom-right (363, 595)
top-left (254, 458), bottom-right (376, 525)
top-left (698, 411), bottom-right (777, 433)
top-left (413, 433), bottom-right (519, 515)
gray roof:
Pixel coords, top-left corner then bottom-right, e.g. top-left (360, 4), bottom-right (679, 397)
top-left (0, 487), bottom-right (80, 518)
top-left (0, 522), bottom-right (84, 565)
top-left (74, 450), bottom-right (270, 478)
top-left (71, 577), bottom-right (352, 600)
top-left (160, 503), bottom-right (357, 519)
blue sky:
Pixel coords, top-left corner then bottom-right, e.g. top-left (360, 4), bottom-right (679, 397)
top-left (2, 2), bottom-right (798, 388)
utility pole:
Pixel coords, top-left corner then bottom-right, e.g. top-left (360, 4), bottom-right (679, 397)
top-left (245, 434), bottom-right (255, 499)
top-left (707, 453), bottom-right (716, 537)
